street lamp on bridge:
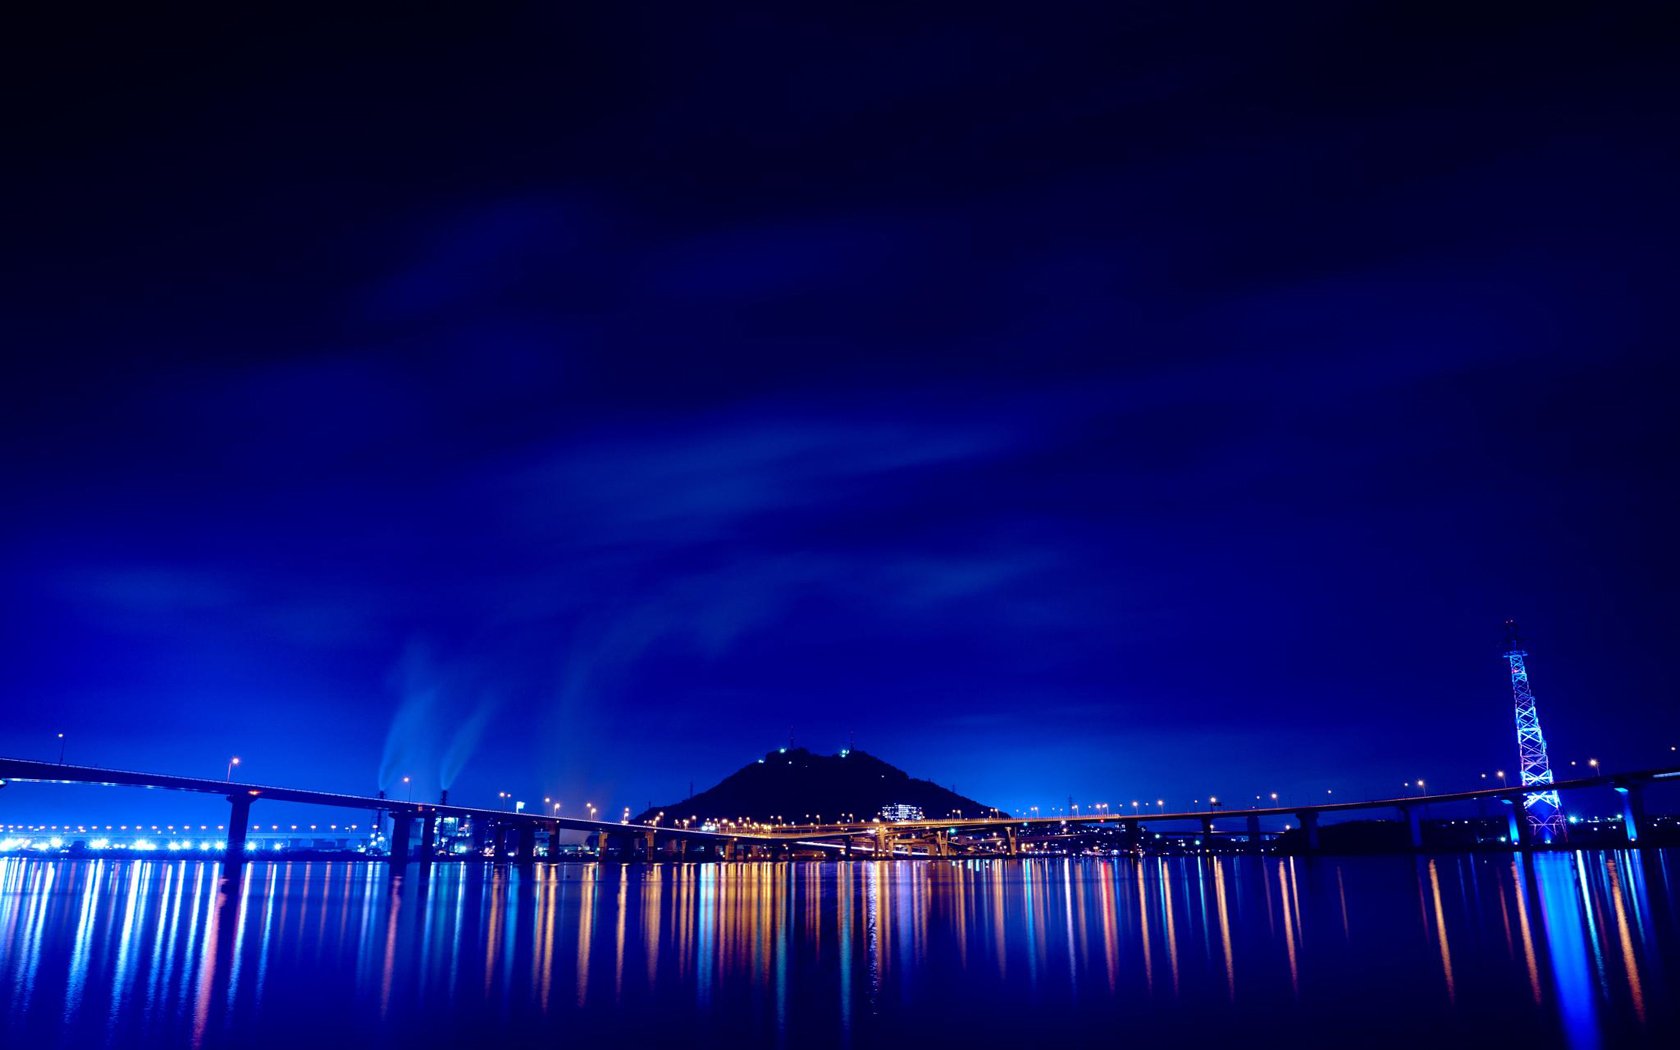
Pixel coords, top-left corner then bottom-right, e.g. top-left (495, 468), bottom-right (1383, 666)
top-left (226, 756), bottom-right (240, 781)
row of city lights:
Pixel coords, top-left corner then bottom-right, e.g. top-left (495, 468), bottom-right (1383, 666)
top-left (1, 824), bottom-right (364, 833)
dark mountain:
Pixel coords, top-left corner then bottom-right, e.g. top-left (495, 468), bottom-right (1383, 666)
top-left (636, 748), bottom-right (1003, 825)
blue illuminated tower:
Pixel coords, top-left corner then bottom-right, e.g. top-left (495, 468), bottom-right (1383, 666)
top-left (1503, 620), bottom-right (1566, 843)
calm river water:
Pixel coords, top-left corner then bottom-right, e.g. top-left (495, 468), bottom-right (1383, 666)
top-left (1, 851), bottom-right (1676, 1047)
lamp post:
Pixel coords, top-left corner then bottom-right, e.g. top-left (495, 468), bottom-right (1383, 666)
top-left (226, 756), bottom-right (240, 781)
top-left (403, 776), bottom-right (412, 802)
top-left (57, 733), bottom-right (66, 764)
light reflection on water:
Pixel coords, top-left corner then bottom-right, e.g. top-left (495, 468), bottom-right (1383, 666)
top-left (0, 851), bottom-right (1676, 1048)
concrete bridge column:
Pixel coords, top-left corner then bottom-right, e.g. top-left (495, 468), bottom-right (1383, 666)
top-left (388, 813), bottom-right (412, 872)
top-left (417, 813), bottom-right (436, 876)
top-left (1200, 817), bottom-right (1215, 843)
top-left (1004, 827), bottom-right (1019, 858)
top-left (679, 839), bottom-right (689, 862)
top-left (1296, 812), bottom-right (1320, 854)
top-left (1505, 798), bottom-right (1535, 849)
top-left (545, 821), bottom-right (562, 863)
top-left (516, 823), bottom-right (536, 866)
top-left (934, 834), bottom-right (950, 858)
top-left (644, 830), bottom-right (658, 861)
top-left (1246, 814), bottom-right (1263, 853)
top-left (224, 795), bottom-right (252, 873)
top-left (494, 823), bottom-right (510, 861)
top-left (1400, 805), bottom-right (1423, 850)
top-left (1130, 822), bottom-right (1145, 850)
top-left (843, 837), bottom-right (853, 859)
top-left (1616, 785), bottom-right (1647, 845)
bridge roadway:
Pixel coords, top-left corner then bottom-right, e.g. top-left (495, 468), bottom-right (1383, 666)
top-left (770, 764), bottom-right (1680, 854)
top-left (2, 756), bottom-right (1675, 868)
top-left (0, 756), bottom-right (801, 868)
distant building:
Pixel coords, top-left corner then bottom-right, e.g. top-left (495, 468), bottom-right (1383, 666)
top-left (879, 803), bottom-right (923, 822)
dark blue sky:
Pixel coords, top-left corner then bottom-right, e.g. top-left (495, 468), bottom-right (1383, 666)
top-left (4, 5), bottom-right (1677, 824)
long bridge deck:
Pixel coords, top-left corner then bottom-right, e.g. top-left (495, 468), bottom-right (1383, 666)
top-left (3, 755), bottom-right (1675, 867)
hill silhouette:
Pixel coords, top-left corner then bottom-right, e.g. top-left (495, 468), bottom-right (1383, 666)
top-left (635, 748), bottom-right (1003, 824)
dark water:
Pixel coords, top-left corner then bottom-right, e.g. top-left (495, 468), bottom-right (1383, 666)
top-left (2, 851), bottom-right (1676, 1048)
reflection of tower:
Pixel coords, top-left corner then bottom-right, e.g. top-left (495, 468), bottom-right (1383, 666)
top-left (1503, 620), bottom-right (1566, 843)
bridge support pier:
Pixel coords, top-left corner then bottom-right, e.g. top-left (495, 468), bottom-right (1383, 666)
top-left (417, 813), bottom-right (436, 876)
top-left (1200, 818), bottom-right (1215, 844)
top-left (1247, 815), bottom-right (1263, 853)
top-left (644, 830), bottom-right (658, 861)
top-left (1616, 784), bottom-right (1647, 845)
top-left (1504, 798), bottom-right (1536, 849)
top-left (1296, 812), bottom-right (1320, 854)
top-left (388, 813), bottom-right (412, 873)
top-left (516, 823), bottom-right (536, 866)
top-left (843, 837), bottom-right (853, 859)
top-left (224, 795), bottom-right (252, 874)
top-left (1004, 827), bottom-right (1019, 858)
top-left (494, 824), bottom-right (510, 862)
top-left (1400, 805), bottom-right (1423, 850)
top-left (546, 821), bottom-right (562, 862)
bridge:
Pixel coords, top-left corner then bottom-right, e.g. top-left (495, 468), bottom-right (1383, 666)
top-left (2, 755), bottom-right (1675, 873)
top-left (0, 756), bottom-right (798, 871)
top-left (768, 764), bottom-right (1679, 857)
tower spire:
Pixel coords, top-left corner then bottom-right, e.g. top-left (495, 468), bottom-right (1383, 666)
top-left (1503, 619), bottom-right (1566, 843)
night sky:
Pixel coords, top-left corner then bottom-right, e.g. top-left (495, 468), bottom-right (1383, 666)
top-left (5, 5), bottom-right (1677, 825)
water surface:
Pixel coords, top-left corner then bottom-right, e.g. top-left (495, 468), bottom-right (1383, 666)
top-left (2, 851), bottom-right (1675, 1047)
